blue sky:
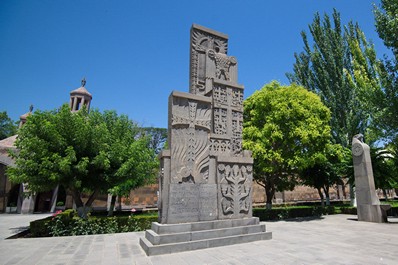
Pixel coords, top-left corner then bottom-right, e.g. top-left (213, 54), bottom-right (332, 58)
top-left (0, 0), bottom-right (389, 129)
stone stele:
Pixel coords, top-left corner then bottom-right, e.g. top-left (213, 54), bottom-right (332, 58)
top-left (139, 24), bottom-right (271, 256)
top-left (352, 134), bottom-right (391, 223)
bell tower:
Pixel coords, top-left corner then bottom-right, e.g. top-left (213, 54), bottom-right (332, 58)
top-left (70, 78), bottom-right (92, 112)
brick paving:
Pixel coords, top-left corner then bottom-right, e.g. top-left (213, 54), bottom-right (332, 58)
top-left (0, 213), bottom-right (397, 265)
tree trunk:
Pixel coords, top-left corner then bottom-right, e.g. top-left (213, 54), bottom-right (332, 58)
top-left (324, 186), bottom-right (330, 206)
top-left (70, 188), bottom-right (83, 208)
top-left (108, 195), bottom-right (117, 217)
top-left (84, 189), bottom-right (99, 208)
top-left (265, 184), bottom-right (275, 210)
top-left (383, 189), bottom-right (388, 201)
top-left (117, 196), bottom-right (122, 211)
top-left (317, 187), bottom-right (325, 207)
top-left (70, 188), bottom-right (99, 219)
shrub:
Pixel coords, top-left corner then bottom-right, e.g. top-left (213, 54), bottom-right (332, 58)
top-left (30, 217), bottom-right (52, 237)
top-left (253, 205), bottom-right (337, 221)
top-left (30, 211), bottom-right (158, 237)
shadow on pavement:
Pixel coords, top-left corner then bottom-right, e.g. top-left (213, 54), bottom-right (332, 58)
top-left (347, 216), bottom-right (398, 224)
top-left (267, 216), bottom-right (325, 223)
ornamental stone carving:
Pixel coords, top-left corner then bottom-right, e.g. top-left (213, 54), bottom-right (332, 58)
top-left (158, 24), bottom-right (253, 224)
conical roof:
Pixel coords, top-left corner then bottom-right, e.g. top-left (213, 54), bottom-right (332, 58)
top-left (70, 86), bottom-right (92, 97)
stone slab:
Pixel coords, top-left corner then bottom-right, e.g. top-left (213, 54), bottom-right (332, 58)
top-left (141, 218), bottom-right (271, 256)
top-left (167, 183), bottom-right (218, 224)
top-left (146, 223), bottom-right (266, 245)
top-left (151, 217), bottom-right (260, 234)
top-left (139, 231), bottom-right (272, 256)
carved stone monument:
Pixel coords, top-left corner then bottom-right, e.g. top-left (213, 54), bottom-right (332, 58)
top-left (140, 24), bottom-right (271, 256)
top-left (352, 134), bottom-right (390, 223)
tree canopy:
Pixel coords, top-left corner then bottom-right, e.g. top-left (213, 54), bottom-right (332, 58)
top-left (243, 81), bottom-right (331, 208)
top-left (141, 127), bottom-right (167, 154)
top-left (7, 104), bottom-right (157, 215)
top-left (372, 0), bottom-right (398, 143)
top-left (287, 9), bottom-right (381, 147)
top-left (0, 111), bottom-right (17, 140)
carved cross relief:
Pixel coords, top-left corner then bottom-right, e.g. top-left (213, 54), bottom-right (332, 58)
top-left (171, 98), bottom-right (211, 184)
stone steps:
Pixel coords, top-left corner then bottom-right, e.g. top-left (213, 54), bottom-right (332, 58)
top-left (139, 217), bottom-right (272, 256)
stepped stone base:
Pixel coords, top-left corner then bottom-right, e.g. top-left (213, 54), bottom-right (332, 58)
top-left (139, 217), bottom-right (272, 256)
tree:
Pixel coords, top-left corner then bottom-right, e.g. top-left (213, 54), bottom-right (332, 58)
top-left (287, 9), bottom-right (381, 147)
top-left (287, 10), bottom-right (385, 205)
top-left (141, 127), bottom-right (167, 154)
top-left (374, 0), bottom-right (398, 59)
top-left (243, 81), bottom-right (331, 209)
top-left (300, 144), bottom-right (348, 206)
top-left (7, 104), bottom-right (157, 217)
top-left (88, 111), bottom-right (158, 216)
top-left (371, 147), bottom-right (398, 199)
top-left (0, 111), bottom-right (17, 140)
top-left (373, 0), bottom-right (398, 143)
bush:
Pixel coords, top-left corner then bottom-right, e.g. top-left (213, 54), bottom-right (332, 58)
top-left (387, 206), bottom-right (398, 216)
top-left (253, 205), bottom-right (337, 221)
top-left (30, 210), bottom-right (158, 237)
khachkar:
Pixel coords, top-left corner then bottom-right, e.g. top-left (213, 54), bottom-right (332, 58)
top-left (352, 134), bottom-right (391, 223)
top-left (140, 24), bottom-right (272, 256)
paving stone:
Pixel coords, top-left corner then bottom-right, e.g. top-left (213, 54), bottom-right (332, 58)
top-left (1, 214), bottom-right (398, 264)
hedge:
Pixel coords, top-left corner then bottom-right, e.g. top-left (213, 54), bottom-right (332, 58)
top-left (252, 206), bottom-right (336, 221)
top-left (253, 205), bottom-right (398, 221)
top-left (30, 205), bottom-right (398, 237)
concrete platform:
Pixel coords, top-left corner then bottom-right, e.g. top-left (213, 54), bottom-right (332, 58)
top-left (0, 214), bottom-right (397, 264)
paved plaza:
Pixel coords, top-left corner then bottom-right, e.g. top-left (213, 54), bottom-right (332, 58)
top-left (0, 213), bottom-right (397, 265)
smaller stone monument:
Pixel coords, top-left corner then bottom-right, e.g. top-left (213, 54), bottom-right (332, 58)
top-left (352, 134), bottom-right (390, 223)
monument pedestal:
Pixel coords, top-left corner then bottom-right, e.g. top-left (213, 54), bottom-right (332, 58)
top-left (139, 217), bottom-right (272, 256)
top-left (357, 204), bottom-right (391, 223)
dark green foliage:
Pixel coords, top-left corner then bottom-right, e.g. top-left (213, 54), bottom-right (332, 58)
top-left (373, 1), bottom-right (398, 171)
top-left (7, 105), bottom-right (158, 216)
top-left (338, 206), bottom-right (357, 215)
top-left (252, 204), bottom-right (398, 221)
top-left (253, 206), bottom-right (335, 221)
top-left (374, 0), bottom-right (398, 58)
top-left (287, 9), bottom-right (380, 147)
top-left (140, 127), bottom-right (167, 154)
top-left (30, 210), bottom-right (157, 237)
top-left (300, 144), bottom-right (349, 206)
top-left (243, 82), bottom-right (331, 209)
top-left (0, 111), bottom-right (17, 140)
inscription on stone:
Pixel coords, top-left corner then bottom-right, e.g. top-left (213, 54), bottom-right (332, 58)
top-left (168, 183), bottom-right (217, 223)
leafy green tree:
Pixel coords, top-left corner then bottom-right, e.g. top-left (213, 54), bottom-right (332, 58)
top-left (88, 111), bottom-right (158, 216)
top-left (374, 0), bottom-right (398, 59)
top-left (287, 9), bottom-right (385, 205)
top-left (0, 111), bottom-right (17, 140)
top-left (243, 81), bottom-right (331, 209)
top-left (7, 104), bottom-right (157, 217)
top-left (300, 144), bottom-right (347, 206)
top-left (287, 9), bottom-right (381, 147)
top-left (373, 0), bottom-right (398, 143)
top-left (371, 147), bottom-right (398, 199)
